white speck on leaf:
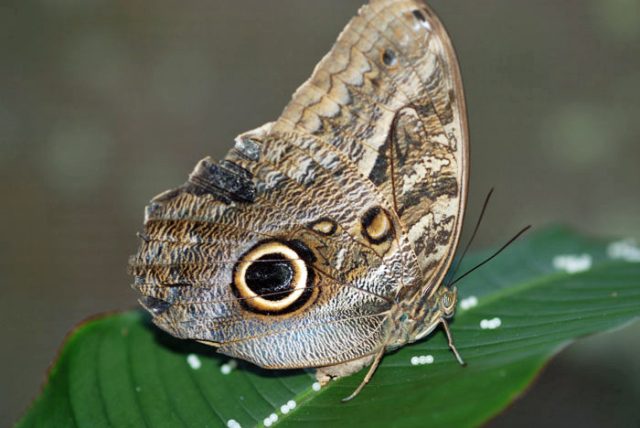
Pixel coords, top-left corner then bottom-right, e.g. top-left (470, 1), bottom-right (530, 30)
top-left (312, 382), bottom-right (321, 392)
top-left (480, 318), bottom-right (502, 330)
top-left (264, 413), bottom-right (278, 427)
top-left (411, 355), bottom-right (434, 366)
top-left (220, 359), bottom-right (238, 375)
top-left (281, 399), bottom-right (296, 414)
top-left (607, 239), bottom-right (640, 262)
top-left (186, 354), bottom-right (201, 370)
top-left (553, 254), bottom-right (592, 273)
top-left (227, 419), bottom-right (241, 428)
top-left (460, 296), bottom-right (478, 311)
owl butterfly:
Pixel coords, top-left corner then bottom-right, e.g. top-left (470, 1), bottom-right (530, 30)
top-left (131, 0), bottom-right (468, 400)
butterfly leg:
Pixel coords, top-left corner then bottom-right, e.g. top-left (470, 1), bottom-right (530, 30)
top-left (440, 318), bottom-right (465, 366)
top-left (341, 348), bottom-right (385, 402)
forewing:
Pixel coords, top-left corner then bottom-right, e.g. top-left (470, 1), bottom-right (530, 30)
top-left (273, 0), bottom-right (468, 290)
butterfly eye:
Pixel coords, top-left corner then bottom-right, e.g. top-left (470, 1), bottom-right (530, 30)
top-left (233, 241), bottom-right (315, 314)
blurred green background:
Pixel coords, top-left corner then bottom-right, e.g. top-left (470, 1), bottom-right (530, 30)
top-left (1, 0), bottom-right (639, 426)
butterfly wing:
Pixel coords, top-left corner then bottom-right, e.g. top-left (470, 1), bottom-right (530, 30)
top-left (273, 0), bottom-right (468, 293)
top-left (131, 0), bottom-right (468, 369)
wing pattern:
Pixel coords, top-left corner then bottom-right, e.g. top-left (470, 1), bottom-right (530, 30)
top-left (131, 0), bottom-right (467, 369)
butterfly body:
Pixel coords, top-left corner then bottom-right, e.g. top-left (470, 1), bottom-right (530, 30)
top-left (131, 0), bottom-right (468, 395)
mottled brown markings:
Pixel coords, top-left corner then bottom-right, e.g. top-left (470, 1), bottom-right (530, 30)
top-left (148, 262), bottom-right (393, 308)
top-left (284, 111), bottom-right (377, 176)
top-left (229, 135), bottom-right (393, 263)
top-left (279, 19), bottom-right (412, 161)
top-left (367, 139), bottom-right (390, 186)
top-left (356, 9), bottom-right (429, 96)
top-left (220, 135), bottom-right (398, 296)
top-left (237, 140), bottom-right (359, 227)
top-left (215, 312), bottom-right (390, 355)
top-left (284, 93), bottom-right (385, 157)
top-left (133, 0), bottom-right (469, 384)
top-left (406, 9), bottom-right (461, 137)
top-left (297, 80), bottom-right (379, 135)
top-left (401, 174), bottom-right (458, 213)
top-left (412, 100), bottom-right (437, 118)
top-left (187, 158), bottom-right (256, 204)
top-left (439, 97), bottom-right (455, 126)
top-left (136, 278), bottom-right (390, 324)
top-left (234, 136), bottom-right (262, 161)
top-left (276, 5), bottom-right (430, 290)
top-left (387, 112), bottom-right (400, 213)
top-left (283, 70), bottom-right (391, 159)
top-left (311, 48), bottom-right (392, 114)
top-left (414, 214), bottom-right (455, 256)
top-left (146, 172), bottom-right (330, 241)
top-left (378, 6), bottom-right (454, 135)
top-left (140, 219), bottom-right (281, 252)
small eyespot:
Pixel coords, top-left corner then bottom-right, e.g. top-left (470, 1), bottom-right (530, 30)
top-left (382, 49), bottom-right (397, 67)
top-left (232, 241), bottom-right (315, 314)
top-left (309, 218), bottom-right (337, 236)
top-left (361, 206), bottom-right (394, 244)
top-left (412, 9), bottom-right (432, 31)
top-left (413, 10), bottom-right (427, 22)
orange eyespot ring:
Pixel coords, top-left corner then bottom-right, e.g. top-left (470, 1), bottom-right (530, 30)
top-left (232, 240), bottom-right (315, 314)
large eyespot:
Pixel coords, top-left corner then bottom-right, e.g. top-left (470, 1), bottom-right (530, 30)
top-left (361, 206), bottom-right (394, 244)
top-left (232, 240), bottom-right (316, 314)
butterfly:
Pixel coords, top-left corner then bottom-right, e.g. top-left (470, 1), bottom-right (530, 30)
top-left (131, 0), bottom-right (468, 400)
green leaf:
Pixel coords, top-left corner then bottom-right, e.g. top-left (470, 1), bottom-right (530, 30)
top-left (16, 227), bottom-right (640, 428)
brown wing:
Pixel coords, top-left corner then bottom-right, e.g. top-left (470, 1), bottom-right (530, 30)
top-left (271, 0), bottom-right (469, 291)
top-left (131, 0), bottom-right (467, 370)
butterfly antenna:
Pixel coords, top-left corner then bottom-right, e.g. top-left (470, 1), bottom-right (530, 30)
top-left (446, 187), bottom-right (495, 287)
top-left (449, 225), bottom-right (532, 287)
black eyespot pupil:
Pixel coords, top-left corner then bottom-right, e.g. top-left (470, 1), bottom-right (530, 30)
top-left (382, 49), bottom-right (396, 66)
top-left (245, 254), bottom-right (294, 301)
top-left (413, 10), bottom-right (426, 22)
